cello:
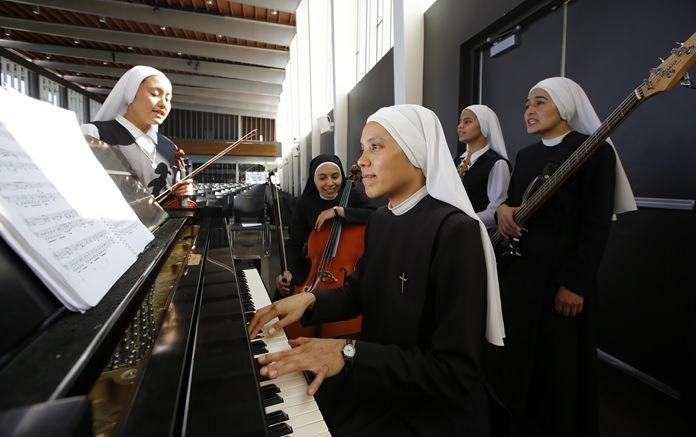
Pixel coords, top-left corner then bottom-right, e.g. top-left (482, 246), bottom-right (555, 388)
top-left (284, 165), bottom-right (365, 339)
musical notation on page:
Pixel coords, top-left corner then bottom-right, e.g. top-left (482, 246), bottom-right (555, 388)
top-left (0, 88), bottom-right (155, 312)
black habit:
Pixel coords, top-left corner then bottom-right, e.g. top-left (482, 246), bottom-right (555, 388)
top-left (303, 195), bottom-right (490, 436)
top-left (485, 131), bottom-right (616, 437)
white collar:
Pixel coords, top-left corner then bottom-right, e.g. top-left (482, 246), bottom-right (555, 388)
top-left (116, 114), bottom-right (159, 145)
top-left (389, 186), bottom-right (428, 216)
top-left (541, 131), bottom-right (571, 147)
top-left (459, 144), bottom-right (491, 162)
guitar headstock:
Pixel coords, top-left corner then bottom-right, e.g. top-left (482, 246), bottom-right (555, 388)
top-left (641, 31), bottom-right (696, 99)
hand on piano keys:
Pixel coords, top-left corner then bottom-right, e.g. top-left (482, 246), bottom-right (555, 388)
top-left (240, 269), bottom-right (332, 437)
top-left (247, 284), bottom-right (317, 338)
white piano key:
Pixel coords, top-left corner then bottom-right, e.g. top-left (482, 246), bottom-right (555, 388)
top-left (266, 396), bottom-right (320, 415)
top-left (283, 409), bottom-right (325, 430)
top-left (290, 419), bottom-right (331, 436)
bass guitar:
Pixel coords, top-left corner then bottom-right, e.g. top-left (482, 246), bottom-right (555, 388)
top-left (493, 31), bottom-right (696, 260)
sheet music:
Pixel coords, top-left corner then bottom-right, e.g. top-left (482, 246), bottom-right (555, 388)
top-left (0, 88), bottom-right (154, 312)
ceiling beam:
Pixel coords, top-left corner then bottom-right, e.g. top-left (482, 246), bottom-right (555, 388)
top-left (64, 71), bottom-right (280, 95)
top-left (0, 17), bottom-right (290, 68)
top-left (4, 0), bottom-right (296, 46)
top-left (231, 0), bottom-right (301, 14)
top-left (32, 57), bottom-right (285, 85)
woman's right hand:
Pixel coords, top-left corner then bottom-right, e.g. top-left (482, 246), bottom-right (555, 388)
top-left (247, 292), bottom-right (316, 339)
top-left (496, 204), bottom-right (522, 239)
top-left (275, 270), bottom-right (293, 296)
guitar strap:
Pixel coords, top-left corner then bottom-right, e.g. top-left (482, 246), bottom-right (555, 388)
top-left (521, 136), bottom-right (580, 212)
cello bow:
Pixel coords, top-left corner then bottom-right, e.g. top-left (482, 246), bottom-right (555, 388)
top-left (267, 169), bottom-right (289, 276)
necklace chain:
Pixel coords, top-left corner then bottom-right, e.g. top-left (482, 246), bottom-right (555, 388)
top-left (136, 141), bottom-right (158, 169)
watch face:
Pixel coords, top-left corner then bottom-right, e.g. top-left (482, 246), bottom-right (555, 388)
top-left (343, 344), bottom-right (356, 358)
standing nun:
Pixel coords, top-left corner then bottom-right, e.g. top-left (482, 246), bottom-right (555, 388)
top-left (455, 104), bottom-right (511, 230)
top-left (489, 76), bottom-right (636, 437)
top-left (248, 104), bottom-right (505, 436)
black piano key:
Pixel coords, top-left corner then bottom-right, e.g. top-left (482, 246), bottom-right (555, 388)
top-left (266, 410), bottom-right (290, 426)
top-left (263, 393), bottom-right (284, 407)
top-left (261, 384), bottom-right (281, 396)
top-left (269, 422), bottom-right (293, 437)
top-left (251, 341), bottom-right (269, 355)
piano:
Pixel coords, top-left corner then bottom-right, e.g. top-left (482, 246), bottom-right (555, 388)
top-left (0, 207), bottom-right (330, 436)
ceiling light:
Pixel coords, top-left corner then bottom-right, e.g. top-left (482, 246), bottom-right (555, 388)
top-left (160, 26), bottom-right (166, 31)
top-left (206, 0), bottom-right (213, 4)
top-left (3, 29), bottom-right (10, 37)
top-left (127, 46), bottom-right (134, 50)
top-left (33, 6), bottom-right (40, 15)
top-left (271, 10), bottom-right (278, 15)
top-left (74, 39), bottom-right (80, 44)
top-left (99, 16), bottom-right (106, 23)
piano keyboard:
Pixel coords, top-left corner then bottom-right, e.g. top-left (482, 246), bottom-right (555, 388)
top-left (239, 268), bottom-right (332, 437)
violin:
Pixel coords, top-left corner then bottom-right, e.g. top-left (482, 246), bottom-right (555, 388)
top-left (162, 148), bottom-right (196, 208)
top-left (284, 165), bottom-right (365, 339)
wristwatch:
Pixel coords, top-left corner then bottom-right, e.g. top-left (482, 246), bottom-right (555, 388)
top-left (333, 205), bottom-right (339, 216)
top-left (342, 338), bottom-right (355, 369)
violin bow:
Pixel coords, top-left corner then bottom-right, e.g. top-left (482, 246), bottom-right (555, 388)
top-left (155, 129), bottom-right (257, 204)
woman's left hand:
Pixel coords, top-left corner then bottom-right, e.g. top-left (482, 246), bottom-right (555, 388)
top-left (257, 337), bottom-right (346, 396)
top-left (315, 207), bottom-right (340, 230)
top-left (174, 179), bottom-right (193, 198)
top-left (554, 286), bottom-right (584, 316)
